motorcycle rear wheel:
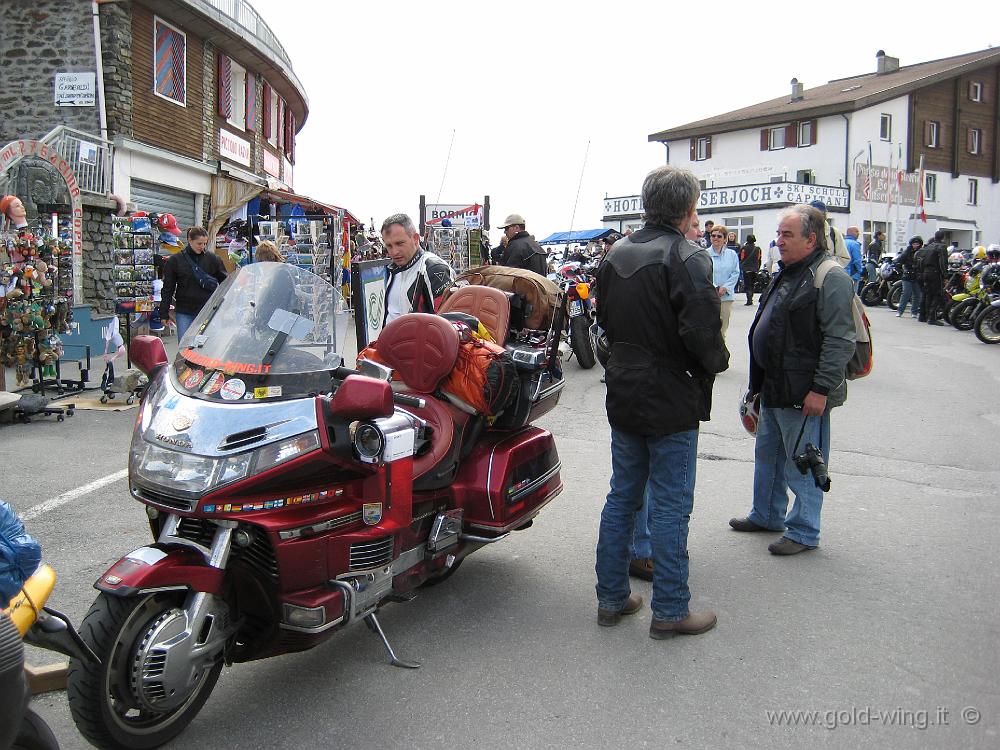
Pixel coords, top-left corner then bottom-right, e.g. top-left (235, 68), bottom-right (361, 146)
top-left (68, 593), bottom-right (222, 750)
top-left (860, 283), bottom-right (882, 307)
top-left (570, 315), bottom-right (596, 369)
top-left (949, 298), bottom-right (979, 331)
top-left (974, 307), bottom-right (1000, 344)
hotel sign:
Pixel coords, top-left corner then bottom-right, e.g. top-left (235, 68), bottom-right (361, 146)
top-left (699, 182), bottom-right (849, 211)
top-left (605, 182), bottom-right (849, 219)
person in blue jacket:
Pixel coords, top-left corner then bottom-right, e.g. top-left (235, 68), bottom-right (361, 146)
top-left (843, 226), bottom-right (865, 292)
top-left (707, 224), bottom-right (741, 339)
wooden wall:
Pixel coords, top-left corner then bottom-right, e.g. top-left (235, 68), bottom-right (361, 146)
top-left (131, 4), bottom-right (205, 161)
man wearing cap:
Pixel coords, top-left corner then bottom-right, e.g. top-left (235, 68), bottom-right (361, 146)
top-left (808, 200), bottom-right (850, 269)
top-left (499, 214), bottom-right (547, 276)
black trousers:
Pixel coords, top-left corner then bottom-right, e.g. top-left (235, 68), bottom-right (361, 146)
top-left (919, 275), bottom-right (944, 321)
top-left (743, 271), bottom-right (758, 302)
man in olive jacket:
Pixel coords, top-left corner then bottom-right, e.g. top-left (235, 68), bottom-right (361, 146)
top-left (594, 165), bottom-right (729, 639)
top-left (729, 205), bottom-right (856, 555)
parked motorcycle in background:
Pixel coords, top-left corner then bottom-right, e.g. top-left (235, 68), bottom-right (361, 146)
top-left (551, 260), bottom-right (597, 369)
top-left (861, 256), bottom-right (903, 308)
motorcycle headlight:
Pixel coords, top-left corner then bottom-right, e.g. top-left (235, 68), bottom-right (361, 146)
top-left (131, 442), bottom-right (252, 495)
top-left (253, 430), bottom-right (321, 472)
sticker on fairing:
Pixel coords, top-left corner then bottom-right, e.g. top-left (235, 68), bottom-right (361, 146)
top-left (201, 371), bottom-right (225, 395)
top-left (254, 386), bottom-right (282, 399)
top-left (220, 378), bottom-right (246, 400)
top-left (363, 502), bottom-right (383, 525)
top-left (183, 369), bottom-right (205, 390)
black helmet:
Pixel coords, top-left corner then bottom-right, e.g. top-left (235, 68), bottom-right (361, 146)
top-left (590, 323), bottom-right (610, 368)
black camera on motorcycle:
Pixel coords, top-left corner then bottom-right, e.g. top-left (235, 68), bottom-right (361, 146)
top-left (793, 443), bottom-right (831, 492)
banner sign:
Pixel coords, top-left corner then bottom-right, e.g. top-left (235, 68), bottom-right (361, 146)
top-left (853, 164), bottom-right (920, 206)
top-left (424, 203), bottom-right (483, 226)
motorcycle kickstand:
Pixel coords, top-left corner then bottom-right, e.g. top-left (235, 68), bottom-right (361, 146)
top-left (364, 613), bottom-right (420, 669)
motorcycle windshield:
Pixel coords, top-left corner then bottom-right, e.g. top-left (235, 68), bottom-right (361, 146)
top-left (173, 263), bottom-right (342, 399)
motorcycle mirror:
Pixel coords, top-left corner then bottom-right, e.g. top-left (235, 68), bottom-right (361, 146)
top-left (130, 335), bottom-right (168, 376)
top-left (325, 374), bottom-right (394, 421)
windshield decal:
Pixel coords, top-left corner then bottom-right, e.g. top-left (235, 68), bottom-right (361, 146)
top-left (267, 308), bottom-right (314, 340)
top-left (182, 348), bottom-right (272, 375)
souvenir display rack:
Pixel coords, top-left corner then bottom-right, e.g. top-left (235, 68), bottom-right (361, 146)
top-left (112, 215), bottom-right (156, 316)
top-left (425, 225), bottom-right (484, 272)
top-left (0, 218), bottom-right (78, 396)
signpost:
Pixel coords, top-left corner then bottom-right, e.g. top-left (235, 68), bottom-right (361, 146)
top-left (54, 73), bottom-right (96, 106)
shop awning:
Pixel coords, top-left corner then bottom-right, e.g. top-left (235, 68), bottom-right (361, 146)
top-left (260, 188), bottom-right (361, 226)
top-left (538, 228), bottom-right (618, 244)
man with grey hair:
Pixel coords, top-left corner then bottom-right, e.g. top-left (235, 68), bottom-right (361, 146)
top-left (595, 165), bottom-right (729, 639)
top-left (729, 204), bottom-right (856, 555)
top-left (380, 213), bottom-right (454, 324)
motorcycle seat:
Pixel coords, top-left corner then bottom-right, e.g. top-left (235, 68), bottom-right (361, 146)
top-left (375, 313), bottom-right (460, 392)
top-left (438, 285), bottom-right (511, 344)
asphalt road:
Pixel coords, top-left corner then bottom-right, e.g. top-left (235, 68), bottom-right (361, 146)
top-left (4, 300), bottom-right (999, 749)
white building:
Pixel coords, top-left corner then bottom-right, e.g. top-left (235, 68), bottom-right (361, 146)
top-left (605, 47), bottom-right (1000, 253)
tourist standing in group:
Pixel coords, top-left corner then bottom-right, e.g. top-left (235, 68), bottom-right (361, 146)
top-left (729, 204), bottom-right (856, 555)
top-left (764, 239), bottom-right (782, 278)
top-left (499, 214), bottom-right (547, 276)
top-left (595, 165), bottom-right (728, 638)
top-left (707, 224), bottom-right (741, 339)
top-left (739, 234), bottom-right (761, 306)
top-left (896, 236), bottom-right (924, 318)
top-left (918, 230), bottom-right (948, 325)
top-left (843, 226), bottom-right (865, 292)
top-left (701, 220), bottom-right (714, 249)
top-left (158, 226), bottom-right (228, 342)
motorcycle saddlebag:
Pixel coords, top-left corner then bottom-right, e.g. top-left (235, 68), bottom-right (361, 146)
top-left (452, 426), bottom-right (563, 534)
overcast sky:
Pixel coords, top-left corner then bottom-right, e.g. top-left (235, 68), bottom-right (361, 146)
top-left (251, 0), bottom-right (996, 244)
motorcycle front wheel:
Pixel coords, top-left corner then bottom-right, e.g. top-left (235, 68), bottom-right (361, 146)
top-left (949, 298), bottom-right (979, 331)
top-left (68, 593), bottom-right (222, 750)
top-left (860, 283), bottom-right (882, 307)
top-left (570, 315), bottom-right (596, 369)
top-left (887, 282), bottom-right (902, 310)
top-left (974, 306), bottom-right (1000, 344)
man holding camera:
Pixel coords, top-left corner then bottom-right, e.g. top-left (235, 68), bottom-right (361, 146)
top-left (729, 205), bottom-right (856, 555)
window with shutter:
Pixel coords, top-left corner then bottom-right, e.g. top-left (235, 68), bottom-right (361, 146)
top-left (226, 60), bottom-right (246, 131)
top-left (760, 129), bottom-right (769, 151)
top-left (705, 137), bottom-right (712, 159)
top-left (277, 98), bottom-right (284, 151)
top-left (784, 124), bottom-right (796, 147)
top-left (217, 53), bottom-right (232, 118)
top-left (153, 16), bottom-right (186, 106)
top-left (809, 119), bottom-right (817, 146)
top-left (262, 82), bottom-right (271, 139)
top-left (690, 138), bottom-right (696, 161)
top-left (245, 72), bottom-right (256, 131)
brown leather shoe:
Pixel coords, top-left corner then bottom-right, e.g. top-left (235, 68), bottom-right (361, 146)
top-left (628, 558), bottom-right (653, 581)
top-left (728, 516), bottom-right (773, 532)
top-left (768, 537), bottom-right (817, 555)
top-left (649, 610), bottom-right (717, 639)
top-left (597, 593), bottom-right (644, 627)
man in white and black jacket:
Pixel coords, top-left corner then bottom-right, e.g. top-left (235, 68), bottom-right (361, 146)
top-left (380, 213), bottom-right (454, 325)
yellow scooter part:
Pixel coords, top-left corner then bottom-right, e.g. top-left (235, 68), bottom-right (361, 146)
top-left (2, 563), bottom-right (55, 636)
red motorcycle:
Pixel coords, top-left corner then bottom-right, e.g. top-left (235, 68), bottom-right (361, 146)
top-left (553, 261), bottom-right (597, 369)
top-left (67, 263), bottom-right (564, 748)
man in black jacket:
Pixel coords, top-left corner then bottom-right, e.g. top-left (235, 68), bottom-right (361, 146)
top-left (918, 230), bottom-right (948, 325)
top-left (159, 226), bottom-right (228, 342)
top-left (499, 214), bottom-right (547, 276)
top-left (594, 165), bottom-right (729, 639)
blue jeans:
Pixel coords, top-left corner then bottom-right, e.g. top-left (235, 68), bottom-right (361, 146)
top-left (596, 428), bottom-right (698, 621)
top-left (174, 312), bottom-right (197, 343)
top-left (631, 488), bottom-right (651, 560)
top-left (897, 279), bottom-right (922, 317)
top-left (748, 405), bottom-right (831, 546)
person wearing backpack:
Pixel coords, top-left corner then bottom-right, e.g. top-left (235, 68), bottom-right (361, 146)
top-left (158, 226), bottom-right (228, 342)
top-left (728, 204), bottom-right (856, 556)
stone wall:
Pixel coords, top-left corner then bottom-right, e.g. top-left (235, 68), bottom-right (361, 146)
top-left (81, 206), bottom-right (115, 315)
top-left (99, 0), bottom-right (133, 141)
top-left (0, 0), bottom-right (102, 144)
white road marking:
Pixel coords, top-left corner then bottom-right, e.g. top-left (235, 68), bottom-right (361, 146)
top-left (22, 469), bottom-right (129, 521)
